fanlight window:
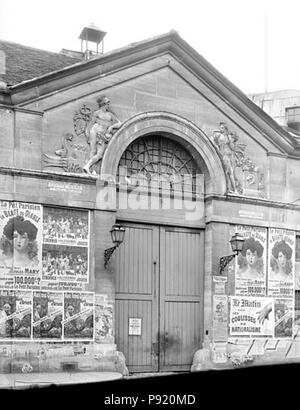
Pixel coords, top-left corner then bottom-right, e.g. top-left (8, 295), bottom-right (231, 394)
top-left (117, 135), bottom-right (200, 199)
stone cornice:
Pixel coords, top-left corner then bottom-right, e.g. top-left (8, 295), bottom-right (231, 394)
top-left (205, 192), bottom-right (300, 211)
top-left (0, 167), bottom-right (97, 184)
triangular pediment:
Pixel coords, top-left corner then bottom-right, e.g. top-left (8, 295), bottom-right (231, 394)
top-left (9, 31), bottom-right (297, 158)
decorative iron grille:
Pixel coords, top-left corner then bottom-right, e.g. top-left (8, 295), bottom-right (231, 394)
top-left (117, 135), bottom-right (200, 199)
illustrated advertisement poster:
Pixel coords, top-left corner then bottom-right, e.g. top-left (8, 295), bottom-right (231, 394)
top-left (0, 201), bottom-right (42, 290)
top-left (43, 207), bottom-right (88, 247)
top-left (32, 291), bottom-right (63, 340)
top-left (229, 296), bottom-right (274, 337)
top-left (0, 289), bottom-right (32, 340)
top-left (95, 294), bottom-right (113, 343)
top-left (63, 292), bottom-right (94, 340)
top-left (274, 298), bottom-right (294, 338)
top-left (42, 207), bottom-right (89, 285)
top-left (268, 228), bottom-right (295, 298)
top-left (235, 225), bottom-right (267, 297)
top-left (212, 295), bottom-right (228, 341)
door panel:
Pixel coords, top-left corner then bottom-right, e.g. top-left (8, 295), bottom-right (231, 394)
top-left (159, 226), bottom-right (203, 371)
top-left (115, 223), bottom-right (204, 372)
top-left (115, 224), bottom-right (159, 372)
top-left (115, 299), bottom-right (154, 370)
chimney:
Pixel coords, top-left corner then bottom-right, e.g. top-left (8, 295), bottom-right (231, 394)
top-left (79, 23), bottom-right (107, 60)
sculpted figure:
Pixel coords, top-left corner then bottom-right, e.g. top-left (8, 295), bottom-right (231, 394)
top-left (55, 132), bottom-right (74, 158)
top-left (213, 122), bottom-right (240, 193)
top-left (83, 96), bottom-right (122, 175)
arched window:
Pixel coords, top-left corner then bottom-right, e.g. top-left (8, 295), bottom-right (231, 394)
top-left (117, 135), bottom-right (201, 199)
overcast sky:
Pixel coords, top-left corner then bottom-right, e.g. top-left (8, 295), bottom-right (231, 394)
top-left (0, 0), bottom-right (299, 94)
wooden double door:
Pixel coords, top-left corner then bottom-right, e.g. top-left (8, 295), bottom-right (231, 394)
top-left (115, 223), bottom-right (204, 372)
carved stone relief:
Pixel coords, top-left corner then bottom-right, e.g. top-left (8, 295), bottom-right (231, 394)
top-left (43, 96), bottom-right (122, 176)
top-left (211, 122), bottom-right (265, 197)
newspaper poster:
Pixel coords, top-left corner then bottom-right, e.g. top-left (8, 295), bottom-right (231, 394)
top-left (0, 289), bottom-right (32, 340)
top-left (32, 291), bottom-right (63, 340)
top-left (42, 244), bottom-right (88, 283)
top-left (274, 298), bottom-right (294, 338)
top-left (268, 228), bottom-right (295, 298)
top-left (0, 201), bottom-right (42, 289)
top-left (63, 292), bottom-right (94, 340)
top-left (212, 295), bottom-right (228, 341)
top-left (229, 296), bottom-right (274, 337)
top-left (235, 225), bottom-right (267, 297)
top-left (43, 207), bottom-right (89, 247)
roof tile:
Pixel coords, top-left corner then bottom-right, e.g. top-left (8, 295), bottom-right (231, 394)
top-left (0, 39), bottom-right (82, 86)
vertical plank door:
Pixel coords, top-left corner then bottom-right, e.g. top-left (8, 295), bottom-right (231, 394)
top-left (159, 226), bottom-right (204, 371)
top-left (115, 223), bottom-right (159, 372)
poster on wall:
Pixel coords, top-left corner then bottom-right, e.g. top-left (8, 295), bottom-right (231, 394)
top-left (42, 207), bottom-right (89, 285)
top-left (43, 207), bottom-right (88, 247)
top-left (0, 289), bottom-right (32, 340)
top-left (229, 296), bottom-right (274, 337)
top-left (0, 201), bottom-right (43, 290)
top-left (32, 291), bottom-right (63, 340)
top-left (42, 244), bottom-right (88, 283)
top-left (235, 225), bottom-right (267, 297)
top-left (274, 298), bottom-right (294, 338)
top-left (295, 261), bottom-right (300, 291)
top-left (268, 228), bottom-right (295, 298)
top-left (63, 292), bottom-right (94, 341)
top-left (212, 294), bottom-right (228, 341)
top-left (213, 276), bottom-right (227, 295)
top-left (95, 294), bottom-right (114, 343)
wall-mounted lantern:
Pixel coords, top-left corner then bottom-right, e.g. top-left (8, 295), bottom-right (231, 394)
top-left (219, 233), bottom-right (245, 274)
top-left (104, 224), bottom-right (126, 268)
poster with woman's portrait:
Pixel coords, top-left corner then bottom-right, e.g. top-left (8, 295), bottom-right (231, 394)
top-left (0, 201), bottom-right (42, 289)
top-left (0, 289), bottom-right (32, 340)
top-left (235, 225), bottom-right (267, 297)
top-left (268, 228), bottom-right (295, 298)
top-left (274, 298), bottom-right (294, 338)
top-left (63, 292), bottom-right (94, 341)
top-left (32, 290), bottom-right (63, 340)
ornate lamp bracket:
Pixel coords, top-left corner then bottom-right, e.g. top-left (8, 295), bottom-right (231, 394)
top-left (219, 253), bottom-right (237, 275)
top-left (104, 244), bottom-right (119, 269)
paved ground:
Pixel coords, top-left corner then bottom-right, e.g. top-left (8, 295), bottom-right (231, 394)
top-left (0, 372), bottom-right (123, 389)
top-left (124, 371), bottom-right (187, 379)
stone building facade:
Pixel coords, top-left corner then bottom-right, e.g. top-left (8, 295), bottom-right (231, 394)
top-left (1, 31), bottom-right (300, 374)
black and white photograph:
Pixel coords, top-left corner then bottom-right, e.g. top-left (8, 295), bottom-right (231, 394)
top-left (2, 0), bottom-right (300, 397)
